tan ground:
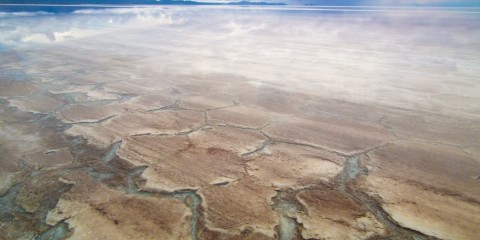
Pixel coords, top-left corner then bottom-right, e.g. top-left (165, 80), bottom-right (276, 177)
top-left (296, 185), bottom-right (386, 240)
top-left (46, 172), bottom-right (192, 240)
top-left (359, 140), bottom-right (480, 240)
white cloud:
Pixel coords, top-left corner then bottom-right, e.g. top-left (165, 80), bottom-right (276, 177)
top-left (364, 0), bottom-right (479, 5)
top-left (0, 7), bottom-right (185, 46)
top-left (2, 5), bottom-right (479, 116)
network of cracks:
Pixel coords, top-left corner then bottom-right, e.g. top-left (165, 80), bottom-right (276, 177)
top-left (1, 49), bottom-right (480, 240)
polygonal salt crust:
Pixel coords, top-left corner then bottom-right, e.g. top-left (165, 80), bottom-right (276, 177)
top-left (247, 143), bottom-right (344, 189)
top-left (208, 105), bottom-right (271, 129)
top-left (46, 172), bottom-right (191, 240)
top-left (263, 115), bottom-right (394, 155)
top-left (118, 135), bottom-right (246, 191)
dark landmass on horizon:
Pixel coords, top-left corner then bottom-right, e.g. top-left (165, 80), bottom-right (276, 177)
top-left (0, 0), bottom-right (285, 6)
top-left (0, 0), bottom-right (285, 13)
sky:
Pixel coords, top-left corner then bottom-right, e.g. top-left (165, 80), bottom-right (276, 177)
top-left (196, 0), bottom-right (480, 6)
top-left (1, 0), bottom-right (480, 6)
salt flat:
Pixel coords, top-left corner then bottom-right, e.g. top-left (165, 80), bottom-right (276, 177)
top-left (0, 5), bottom-right (479, 240)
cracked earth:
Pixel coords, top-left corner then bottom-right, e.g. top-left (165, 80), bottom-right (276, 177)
top-left (1, 7), bottom-right (480, 240)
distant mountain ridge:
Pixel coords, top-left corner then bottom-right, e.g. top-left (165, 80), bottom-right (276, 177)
top-left (0, 0), bottom-right (285, 5)
top-left (0, 0), bottom-right (286, 12)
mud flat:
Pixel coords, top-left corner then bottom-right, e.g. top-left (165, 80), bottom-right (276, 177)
top-left (1, 6), bottom-right (480, 240)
